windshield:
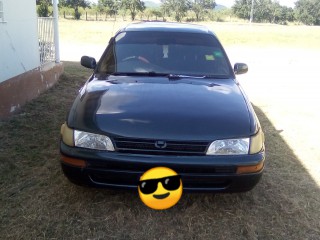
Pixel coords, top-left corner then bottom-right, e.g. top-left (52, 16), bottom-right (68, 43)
top-left (97, 31), bottom-right (232, 78)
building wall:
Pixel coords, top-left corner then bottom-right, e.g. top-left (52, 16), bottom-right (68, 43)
top-left (0, 0), bottom-right (40, 82)
top-left (0, 0), bottom-right (64, 119)
top-left (0, 62), bottom-right (64, 117)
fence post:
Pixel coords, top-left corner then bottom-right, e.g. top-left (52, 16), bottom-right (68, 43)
top-left (53, 0), bottom-right (60, 63)
top-left (96, 12), bottom-right (97, 21)
top-left (86, 12), bottom-right (87, 21)
top-left (64, 11), bottom-right (65, 19)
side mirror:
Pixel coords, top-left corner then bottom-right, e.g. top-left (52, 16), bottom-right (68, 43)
top-left (234, 63), bottom-right (248, 75)
top-left (81, 56), bottom-right (96, 69)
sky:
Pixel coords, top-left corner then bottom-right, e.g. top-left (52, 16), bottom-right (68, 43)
top-left (89, 0), bottom-right (295, 8)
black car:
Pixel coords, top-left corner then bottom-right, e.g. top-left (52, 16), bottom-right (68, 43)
top-left (60, 22), bottom-right (265, 192)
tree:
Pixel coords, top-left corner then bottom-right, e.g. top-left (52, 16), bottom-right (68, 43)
top-left (271, 4), bottom-right (294, 24)
top-left (144, 8), bottom-right (153, 20)
top-left (37, 0), bottom-right (50, 17)
top-left (36, 0), bottom-right (51, 4)
top-left (160, 0), bottom-right (170, 20)
top-left (253, 0), bottom-right (273, 23)
top-left (232, 0), bottom-right (251, 20)
top-left (191, 0), bottom-right (216, 21)
top-left (161, 0), bottom-right (191, 22)
top-left (282, 6), bottom-right (295, 22)
top-left (59, 0), bottom-right (90, 20)
top-left (295, 0), bottom-right (320, 25)
top-left (97, 0), bottom-right (119, 19)
top-left (151, 9), bottom-right (163, 20)
top-left (119, 8), bottom-right (128, 20)
top-left (232, 0), bottom-right (294, 24)
top-left (120, 0), bottom-right (145, 21)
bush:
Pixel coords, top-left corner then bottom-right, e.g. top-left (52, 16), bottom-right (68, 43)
top-left (37, 0), bottom-right (49, 17)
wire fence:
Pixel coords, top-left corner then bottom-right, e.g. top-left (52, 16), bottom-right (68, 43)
top-left (38, 17), bottom-right (55, 65)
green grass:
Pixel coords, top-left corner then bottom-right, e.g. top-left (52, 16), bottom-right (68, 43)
top-left (0, 62), bottom-right (319, 239)
top-left (59, 19), bottom-right (320, 49)
top-left (208, 23), bottom-right (320, 48)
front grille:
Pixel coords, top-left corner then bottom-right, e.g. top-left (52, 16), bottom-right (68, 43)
top-left (113, 137), bottom-right (209, 156)
top-left (89, 172), bottom-right (231, 190)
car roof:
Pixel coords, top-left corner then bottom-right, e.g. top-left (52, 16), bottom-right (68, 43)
top-left (120, 21), bottom-right (215, 35)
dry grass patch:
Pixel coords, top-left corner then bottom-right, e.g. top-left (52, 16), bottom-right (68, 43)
top-left (59, 19), bottom-right (320, 49)
top-left (0, 62), bottom-right (319, 239)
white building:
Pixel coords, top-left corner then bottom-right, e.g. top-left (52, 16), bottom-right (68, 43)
top-left (0, 0), bottom-right (63, 118)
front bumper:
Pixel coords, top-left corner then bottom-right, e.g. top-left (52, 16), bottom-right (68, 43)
top-left (60, 141), bottom-right (265, 192)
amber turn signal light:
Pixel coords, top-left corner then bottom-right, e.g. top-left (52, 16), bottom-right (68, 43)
top-left (236, 161), bottom-right (264, 174)
top-left (61, 155), bottom-right (86, 168)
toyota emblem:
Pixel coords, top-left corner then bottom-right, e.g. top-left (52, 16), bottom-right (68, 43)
top-left (155, 140), bottom-right (167, 149)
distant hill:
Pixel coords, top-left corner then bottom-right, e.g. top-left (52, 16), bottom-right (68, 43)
top-left (215, 4), bottom-right (228, 10)
top-left (144, 1), bottom-right (161, 8)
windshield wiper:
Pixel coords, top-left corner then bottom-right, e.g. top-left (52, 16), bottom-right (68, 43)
top-left (167, 74), bottom-right (230, 80)
top-left (203, 75), bottom-right (230, 79)
top-left (110, 72), bottom-right (169, 77)
top-left (106, 72), bottom-right (230, 80)
top-left (167, 74), bottom-right (206, 80)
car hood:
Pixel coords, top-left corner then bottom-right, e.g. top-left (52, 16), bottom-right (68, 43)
top-left (68, 77), bottom-right (256, 141)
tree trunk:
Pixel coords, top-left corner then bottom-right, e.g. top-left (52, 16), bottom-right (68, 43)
top-left (196, 13), bottom-right (199, 21)
top-left (131, 12), bottom-right (135, 21)
top-left (74, 6), bottom-right (80, 20)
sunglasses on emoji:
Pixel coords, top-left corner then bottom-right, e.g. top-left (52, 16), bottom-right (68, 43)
top-left (139, 175), bottom-right (181, 194)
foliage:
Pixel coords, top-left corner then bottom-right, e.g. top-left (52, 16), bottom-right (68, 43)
top-left (232, 0), bottom-right (251, 20)
top-left (153, 9), bottom-right (163, 19)
top-left (232, 0), bottom-right (295, 24)
top-left (37, 0), bottom-right (50, 17)
top-left (36, 0), bottom-right (51, 5)
top-left (161, 0), bottom-right (191, 22)
top-left (55, 0), bottom-right (318, 25)
top-left (119, 8), bottom-right (128, 20)
top-left (120, 0), bottom-right (145, 21)
top-left (208, 8), bottom-right (233, 22)
top-left (295, 0), bottom-right (320, 25)
top-left (191, 0), bottom-right (216, 21)
top-left (272, 4), bottom-right (295, 24)
top-left (97, 0), bottom-right (119, 17)
top-left (59, 0), bottom-right (90, 20)
top-left (144, 8), bottom-right (153, 20)
top-left (144, 8), bottom-right (162, 20)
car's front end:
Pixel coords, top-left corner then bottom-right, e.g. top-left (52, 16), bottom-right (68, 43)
top-left (60, 22), bottom-right (265, 192)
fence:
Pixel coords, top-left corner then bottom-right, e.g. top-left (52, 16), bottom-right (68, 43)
top-left (38, 17), bottom-right (55, 65)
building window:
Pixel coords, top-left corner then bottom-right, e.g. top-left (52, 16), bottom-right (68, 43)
top-left (0, 1), bottom-right (4, 22)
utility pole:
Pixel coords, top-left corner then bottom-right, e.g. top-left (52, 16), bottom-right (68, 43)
top-left (250, 0), bottom-right (254, 23)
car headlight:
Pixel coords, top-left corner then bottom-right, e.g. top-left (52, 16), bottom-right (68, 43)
top-left (74, 130), bottom-right (115, 151)
top-left (206, 138), bottom-right (250, 155)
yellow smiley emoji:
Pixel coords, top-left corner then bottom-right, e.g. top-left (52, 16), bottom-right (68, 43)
top-left (138, 167), bottom-right (183, 210)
